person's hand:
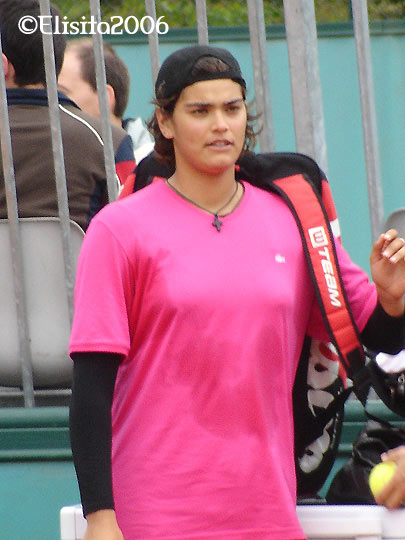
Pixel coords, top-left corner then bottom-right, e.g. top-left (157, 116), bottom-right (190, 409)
top-left (374, 446), bottom-right (405, 509)
top-left (83, 509), bottom-right (125, 540)
top-left (370, 229), bottom-right (405, 317)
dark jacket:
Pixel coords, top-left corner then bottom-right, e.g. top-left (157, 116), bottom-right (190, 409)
top-left (0, 88), bottom-right (131, 230)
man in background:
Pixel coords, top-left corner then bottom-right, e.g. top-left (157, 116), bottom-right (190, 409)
top-left (58, 38), bottom-right (153, 173)
top-left (0, 0), bottom-right (131, 230)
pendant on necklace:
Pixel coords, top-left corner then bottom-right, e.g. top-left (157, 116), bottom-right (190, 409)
top-left (212, 213), bottom-right (223, 232)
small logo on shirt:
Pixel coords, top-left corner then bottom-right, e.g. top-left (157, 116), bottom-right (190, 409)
top-left (308, 226), bottom-right (328, 248)
top-left (275, 254), bottom-right (286, 263)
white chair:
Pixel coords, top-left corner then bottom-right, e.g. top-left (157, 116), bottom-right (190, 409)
top-left (297, 505), bottom-right (405, 540)
top-left (60, 505), bottom-right (87, 540)
top-left (0, 218), bottom-right (84, 393)
top-left (60, 504), bottom-right (405, 540)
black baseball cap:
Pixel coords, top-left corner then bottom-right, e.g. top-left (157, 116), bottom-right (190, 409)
top-left (155, 45), bottom-right (246, 99)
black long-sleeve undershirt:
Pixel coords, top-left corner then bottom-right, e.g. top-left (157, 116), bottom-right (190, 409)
top-left (359, 301), bottom-right (405, 354)
top-left (69, 302), bottom-right (405, 516)
top-left (69, 352), bottom-right (120, 516)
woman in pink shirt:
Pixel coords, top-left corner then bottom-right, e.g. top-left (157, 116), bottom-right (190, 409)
top-left (69, 45), bottom-right (405, 540)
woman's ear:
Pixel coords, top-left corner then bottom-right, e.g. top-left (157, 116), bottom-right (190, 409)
top-left (155, 107), bottom-right (174, 140)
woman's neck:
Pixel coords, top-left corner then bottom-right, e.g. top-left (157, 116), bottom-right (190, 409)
top-left (169, 166), bottom-right (238, 214)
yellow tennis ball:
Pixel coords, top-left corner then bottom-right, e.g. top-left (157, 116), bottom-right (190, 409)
top-left (369, 461), bottom-right (397, 497)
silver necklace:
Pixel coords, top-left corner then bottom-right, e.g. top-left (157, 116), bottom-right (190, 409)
top-left (166, 179), bottom-right (240, 232)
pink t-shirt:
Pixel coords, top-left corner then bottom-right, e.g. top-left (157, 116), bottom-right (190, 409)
top-left (70, 180), bottom-right (376, 540)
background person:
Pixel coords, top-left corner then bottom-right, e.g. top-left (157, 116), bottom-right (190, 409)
top-left (58, 38), bottom-right (152, 177)
top-left (326, 349), bottom-right (405, 509)
top-left (69, 45), bottom-right (405, 540)
top-left (0, 0), bottom-right (126, 231)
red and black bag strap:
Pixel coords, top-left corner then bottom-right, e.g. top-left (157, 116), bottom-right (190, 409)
top-left (271, 174), bottom-right (369, 402)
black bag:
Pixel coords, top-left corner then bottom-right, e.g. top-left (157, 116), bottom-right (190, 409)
top-left (293, 337), bottom-right (354, 497)
top-left (326, 416), bottom-right (405, 504)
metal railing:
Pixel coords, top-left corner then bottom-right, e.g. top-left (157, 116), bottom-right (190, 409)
top-left (0, 0), bottom-right (383, 406)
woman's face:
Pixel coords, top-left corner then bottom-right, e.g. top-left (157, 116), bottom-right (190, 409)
top-left (159, 78), bottom-right (247, 177)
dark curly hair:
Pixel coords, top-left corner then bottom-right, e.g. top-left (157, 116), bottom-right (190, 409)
top-left (147, 56), bottom-right (258, 169)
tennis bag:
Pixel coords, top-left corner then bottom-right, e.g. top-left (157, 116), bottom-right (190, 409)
top-left (325, 417), bottom-right (405, 504)
top-left (131, 150), bottom-right (401, 496)
top-left (236, 152), bottom-right (370, 496)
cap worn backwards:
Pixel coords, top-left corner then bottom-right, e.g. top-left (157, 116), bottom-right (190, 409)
top-left (155, 45), bottom-right (246, 100)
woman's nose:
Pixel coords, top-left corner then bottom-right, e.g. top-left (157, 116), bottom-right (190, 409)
top-left (211, 110), bottom-right (227, 131)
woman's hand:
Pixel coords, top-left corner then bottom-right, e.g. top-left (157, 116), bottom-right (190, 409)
top-left (374, 446), bottom-right (405, 509)
top-left (370, 229), bottom-right (405, 317)
top-left (83, 510), bottom-right (125, 540)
